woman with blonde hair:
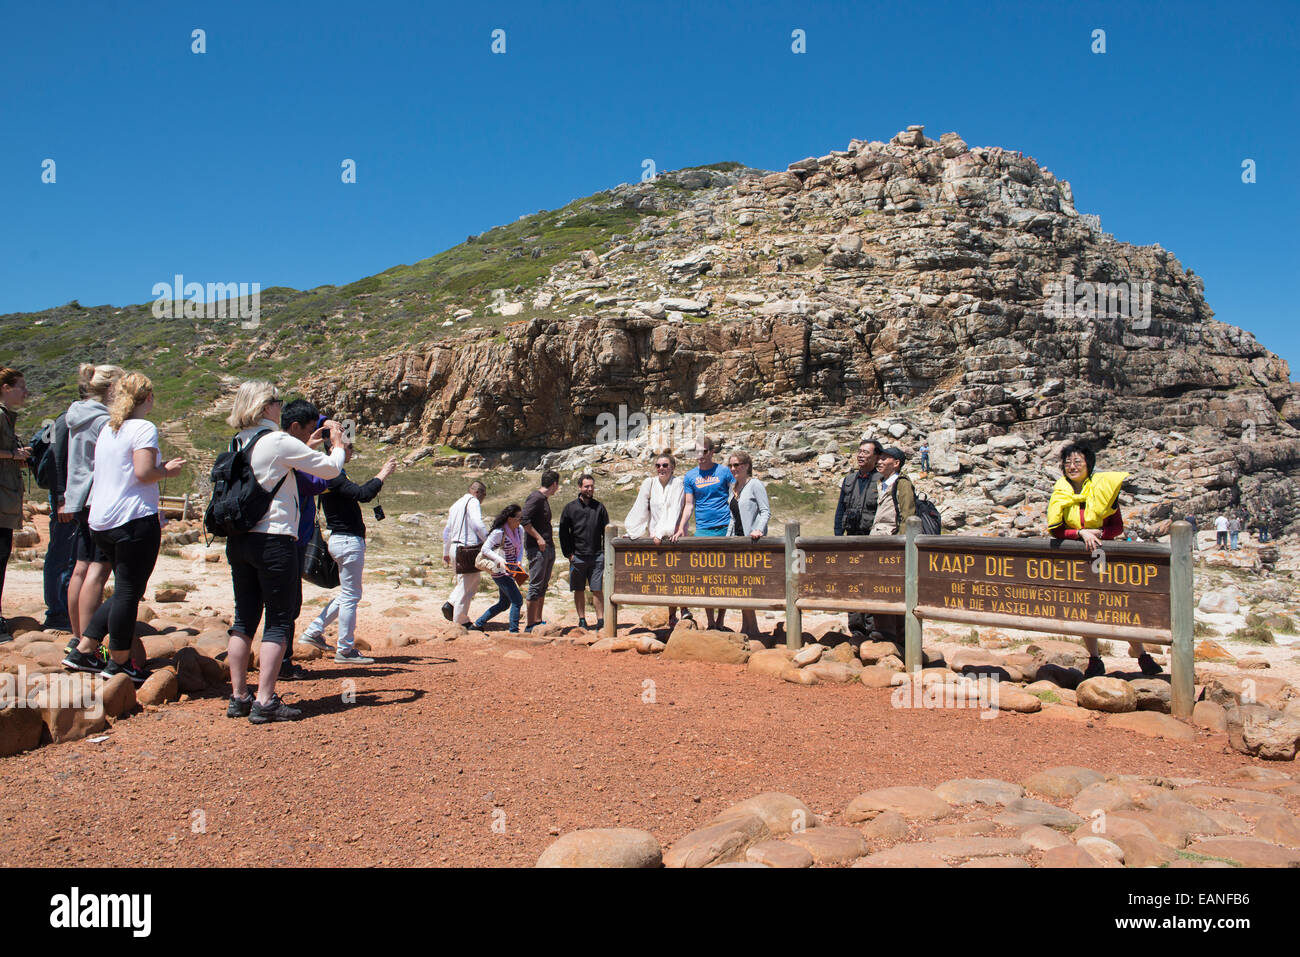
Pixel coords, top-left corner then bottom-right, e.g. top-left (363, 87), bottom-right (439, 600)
top-left (222, 380), bottom-right (345, 723)
top-left (68, 373), bottom-right (184, 683)
top-left (0, 368), bottom-right (32, 642)
top-left (722, 449), bottom-right (771, 637)
top-left (60, 364), bottom-right (124, 667)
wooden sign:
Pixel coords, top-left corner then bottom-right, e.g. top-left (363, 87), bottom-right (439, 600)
top-left (612, 538), bottom-right (786, 607)
top-left (915, 538), bottom-right (1171, 639)
top-left (795, 536), bottom-right (905, 612)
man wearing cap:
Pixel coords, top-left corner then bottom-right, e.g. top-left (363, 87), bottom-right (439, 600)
top-left (869, 447), bottom-right (916, 646)
top-left (869, 447), bottom-right (916, 537)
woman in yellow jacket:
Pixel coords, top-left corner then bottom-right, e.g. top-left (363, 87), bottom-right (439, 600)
top-left (1048, 442), bottom-right (1161, 678)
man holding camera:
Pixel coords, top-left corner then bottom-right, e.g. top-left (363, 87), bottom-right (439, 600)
top-left (833, 439), bottom-right (883, 643)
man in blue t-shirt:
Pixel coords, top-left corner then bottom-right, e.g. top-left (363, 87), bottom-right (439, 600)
top-left (672, 436), bottom-right (734, 629)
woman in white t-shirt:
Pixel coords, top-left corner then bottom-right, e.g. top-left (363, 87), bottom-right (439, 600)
top-left (76, 373), bottom-right (184, 684)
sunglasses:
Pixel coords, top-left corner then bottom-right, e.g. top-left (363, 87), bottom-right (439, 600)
top-left (655, 463), bottom-right (672, 469)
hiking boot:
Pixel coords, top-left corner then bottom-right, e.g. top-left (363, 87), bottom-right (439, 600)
top-left (1083, 656), bottom-right (1106, 679)
top-left (63, 649), bottom-right (106, 674)
top-left (297, 632), bottom-right (329, 652)
top-left (334, 649), bottom-right (375, 664)
top-left (278, 662), bottom-right (309, 680)
top-left (226, 692), bottom-right (254, 718)
top-left (441, 602), bottom-right (454, 621)
top-left (248, 694), bottom-right (302, 723)
top-left (577, 618), bottom-right (589, 630)
top-left (1137, 653), bottom-right (1163, 676)
top-left (102, 659), bottom-right (152, 685)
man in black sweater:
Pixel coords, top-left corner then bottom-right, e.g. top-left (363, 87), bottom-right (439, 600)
top-left (558, 474), bottom-right (609, 631)
top-left (833, 439), bottom-right (883, 643)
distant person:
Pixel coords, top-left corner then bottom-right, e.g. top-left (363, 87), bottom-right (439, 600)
top-left (222, 380), bottom-right (345, 723)
top-left (521, 470), bottom-right (560, 633)
top-left (834, 440), bottom-right (882, 642)
top-left (0, 368), bottom-right (32, 643)
top-left (471, 504), bottom-right (527, 633)
top-left (1258, 521), bottom-right (1270, 544)
top-left (299, 456), bottom-right (397, 664)
top-left (558, 474), bottom-right (609, 631)
top-left (919, 441), bottom-right (930, 473)
top-left (624, 451), bottom-right (685, 626)
top-left (1214, 514), bottom-right (1228, 549)
top-left (60, 364), bottom-right (122, 662)
top-left (722, 450), bottom-right (770, 637)
top-left (441, 480), bottom-right (488, 627)
top-left (1184, 513), bottom-right (1198, 551)
top-left (868, 446), bottom-right (915, 644)
top-left (1047, 441), bottom-right (1160, 678)
top-left (672, 436), bottom-right (734, 629)
top-left (73, 373), bottom-right (184, 683)
top-left (1227, 515), bottom-right (1241, 551)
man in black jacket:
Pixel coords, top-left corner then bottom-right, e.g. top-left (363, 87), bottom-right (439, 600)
top-left (41, 411), bottom-right (77, 631)
top-left (558, 474), bottom-right (609, 630)
top-left (833, 439), bottom-right (882, 643)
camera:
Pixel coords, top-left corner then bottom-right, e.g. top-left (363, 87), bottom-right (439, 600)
top-left (373, 505), bottom-right (385, 521)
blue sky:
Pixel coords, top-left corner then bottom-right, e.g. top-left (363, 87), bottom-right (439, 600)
top-left (2, 0), bottom-right (1297, 371)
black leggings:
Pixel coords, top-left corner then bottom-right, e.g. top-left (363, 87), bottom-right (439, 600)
top-left (0, 526), bottom-right (11, 614)
top-left (83, 515), bottom-right (162, 652)
top-left (227, 532), bottom-right (299, 646)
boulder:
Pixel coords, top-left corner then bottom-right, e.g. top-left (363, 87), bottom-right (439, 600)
top-left (638, 607), bottom-right (671, 630)
top-left (1077, 836), bottom-right (1125, 866)
top-left (153, 586), bottom-right (189, 603)
top-left (1206, 674), bottom-right (1293, 710)
top-left (712, 792), bottom-right (816, 835)
top-left (861, 811), bottom-right (909, 842)
top-left (858, 640), bottom-right (903, 664)
top-left (1070, 783), bottom-right (1135, 816)
top-left (1194, 639), bottom-right (1234, 662)
top-left (859, 665), bottom-right (899, 688)
top-left (1130, 678), bottom-right (1172, 713)
top-left (805, 660), bottom-right (859, 683)
top-left (932, 778), bottom-right (1024, 807)
top-left (99, 672), bottom-right (137, 719)
top-left (1023, 766), bottom-right (1106, 800)
top-left (846, 786), bottom-right (953, 822)
top-left (136, 668), bottom-right (179, 707)
top-left (792, 643), bottom-right (824, 667)
top-left (172, 647), bottom-right (206, 694)
top-left (1107, 711), bottom-right (1197, 741)
top-left (1027, 640), bottom-right (1089, 671)
top-left (1197, 591), bottom-right (1239, 614)
top-left (663, 813), bottom-right (769, 868)
top-left (784, 826), bottom-right (869, 864)
top-left (1184, 838), bottom-right (1300, 868)
top-left (994, 797), bottom-right (1085, 831)
top-left (1039, 845), bottom-right (1105, 868)
top-left (536, 828), bottom-right (662, 868)
top-left (745, 840), bottom-right (813, 868)
top-left (635, 637), bottom-right (666, 654)
top-left (1076, 677), bottom-right (1137, 713)
top-left (1253, 809), bottom-right (1300, 848)
top-left (662, 627), bottom-right (750, 665)
top-left (196, 654), bottom-right (230, 689)
top-left (1113, 833), bottom-right (1178, 868)
top-left (0, 705), bottom-right (44, 757)
top-left (1226, 704), bottom-right (1300, 760)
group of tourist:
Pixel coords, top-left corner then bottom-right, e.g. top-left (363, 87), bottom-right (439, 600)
top-left (0, 368), bottom-right (402, 724)
top-left (1, 361), bottom-right (1262, 718)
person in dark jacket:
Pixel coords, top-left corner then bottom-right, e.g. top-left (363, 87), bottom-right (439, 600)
top-left (40, 405), bottom-right (75, 631)
top-left (298, 457), bottom-right (397, 663)
top-left (558, 474), bottom-right (609, 630)
top-left (834, 439), bottom-right (882, 642)
top-left (281, 399), bottom-right (334, 678)
top-left (0, 369), bottom-right (31, 642)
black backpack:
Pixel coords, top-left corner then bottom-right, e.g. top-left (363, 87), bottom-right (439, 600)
top-left (204, 429), bottom-right (288, 538)
top-left (28, 414), bottom-right (65, 491)
top-left (893, 476), bottom-right (943, 535)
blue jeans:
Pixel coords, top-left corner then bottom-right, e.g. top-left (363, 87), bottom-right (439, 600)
top-left (44, 510), bottom-right (78, 627)
top-left (1230, 531), bottom-right (1240, 550)
top-left (476, 575), bottom-right (523, 632)
top-left (304, 533), bottom-right (365, 654)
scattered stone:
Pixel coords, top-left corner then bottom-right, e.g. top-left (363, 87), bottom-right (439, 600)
top-left (960, 856), bottom-right (1028, 868)
top-left (1107, 711), bottom-right (1198, 741)
top-left (172, 647), bottom-right (206, 694)
top-left (1018, 824), bottom-right (1071, 851)
top-left (1253, 809), bottom-right (1300, 848)
top-left (0, 705), bottom-right (44, 757)
top-left (996, 687), bottom-right (1043, 713)
top-left (932, 778), bottom-right (1023, 807)
top-left (859, 665), bottom-right (899, 688)
top-left (1039, 845), bottom-right (1104, 868)
top-left (663, 813), bottom-right (769, 868)
top-left (1071, 783), bottom-right (1135, 816)
top-left (784, 825), bottom-right (869, 864)
top-left (1192, 699), bottom-right (1228, 733)
top-left (1130, 678), bottom-right (1172, 713)
top-left (845, 786), bottom-right (953, 822)
top-left (99, 672), bottom-right (136, 719)
top-left (536, 828), bottom-right (662, 868)
top-left (635, 637), bottom-right (666, 654)
top-left (805, 660), bottom-right (859, 683)
top-left (792, 643), bottom-right (824, 667)
top-left (1076, 677), bottom-right (1137, 713)
top-left (1226, 704), bottom-right (1300, 760)
top-left (1023, 766), bottom-right (1105, 800)
top-left (994, 797), bottom-right (1084, 831)
top-left (852, 845), bottom-right (950, 868)
top-left (713, 792), bottom-right (815, 835)
top-left (860, 810), bottom-right (909, 842)
top-left (662, 627), bottom-right (750, 665)
top-left (1194, 639), bottom-right (1234, 662)
top-left (1114, 834), bottom-right (1178, 867)
top-left (858, 640), bottom-right (902, 664)
top-left (136, 668), bottom-right (180, 707)
top-left (745, 840), bottom-right (813, 868)
top-left (1077, 836), bottom-right (1125, 866)
top-left (1184, 838), bottom-right (1300, 868)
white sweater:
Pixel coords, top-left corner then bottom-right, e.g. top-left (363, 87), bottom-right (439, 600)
top-left (236, 419), bottom-right (345, 538)
top-left (624, 475), bottom-right (685, 539)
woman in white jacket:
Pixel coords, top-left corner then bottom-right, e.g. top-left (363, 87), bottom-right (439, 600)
top-left (623, 451), bottom-right (685, 626)
top-left (222, 381), bottom-right (346, 724)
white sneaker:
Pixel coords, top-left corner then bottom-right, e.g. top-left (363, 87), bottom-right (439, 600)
top-left (298, 632), bottom-right (329, 651)
top-left (334, 649), bottom-right (375, 664)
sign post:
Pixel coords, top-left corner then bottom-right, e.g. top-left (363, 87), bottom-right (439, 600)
top-left (784, 522), bottom-right (801, 650)
top-left (602, 523), bottom-right (618, 638)
top-left (1169, 521), bottom-right (1194, 718)
top-left (904, 516), bottom-right (922, 673)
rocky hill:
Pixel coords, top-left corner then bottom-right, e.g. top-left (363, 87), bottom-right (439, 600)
top-left (301, 125), bottom-right (1300, 535)
top-left (5, 124), bottom-right (1298, 535)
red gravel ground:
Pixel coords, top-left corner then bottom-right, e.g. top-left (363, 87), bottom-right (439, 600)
top-left (0, 630), bottom-right (1272, 868)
